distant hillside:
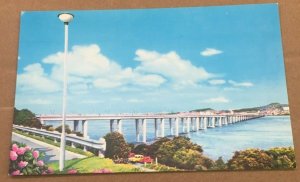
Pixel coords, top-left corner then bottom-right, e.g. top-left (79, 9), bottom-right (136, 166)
top-left (233, 103), bottom-right (288, 113)
top-left (190, 108), bottom-right (214, 112)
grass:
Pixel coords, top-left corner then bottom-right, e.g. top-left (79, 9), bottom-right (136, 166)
top-left (144, 163), bottom-right (180, 172)
top-left (48, 157), bottom-right (140, 174)
top-left (13, 129), bottom-right (94, 157)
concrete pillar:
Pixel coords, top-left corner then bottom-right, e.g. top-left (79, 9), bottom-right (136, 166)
top-left (117, 119), bottom-right (122, 134)
top-left (175, 118), bottom-right (179, 136)
top-left (196, 117), bottom-right (200, 130)
top-left (135, 119), bottom-right (140, 142)
top-left (142, 119), bottom-right (147, 143)
top-left (218, 117), bottom-right (222, 127)
top-left (181, 118), bottom-right (185, 133)
top-left (54, 138), bottom-right (58, 143)
top-left (211, 117), bottom-right (215, 128)
top-left (154, 119), bottom-right (158, 138)
top-left (160, 118), bottom-right (165, 137)
top-left (224, 117), bottom-right (228, 125)
top-left (169, 118), bottom-right (173, 135)
top-left (186, 118), bottom-right (191, 132)
top-left (71, 142), bottom-right (76, 148)
top-left (203, 117), bottom-right (207, 129)
top-left (110, 119), bottom-right (114, 133)
top-left (83, 146), bottom-right (87, 152)
top-left (190, 118), bottom-right (194, 131)
top-left (73, 120), bottom-right (79, 132)
top-left (82, 120), bottom-right (88, 139)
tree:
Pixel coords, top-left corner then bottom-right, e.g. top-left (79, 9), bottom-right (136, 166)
top-left (14, 108), bottom-right (42, 129)
top-left (147, 137), bottom-right (171, 158)
top-left (173, 149), bottom-right (204, 169)
top-left (132, 144), bottom-right (149, 155)
top-left (266, 147), bottom-right (296, 169)
top-left (213, 157), bottom-right (227, 170)
top-left (227, 149), bottom-right (273, 170)
top-left (103, 132), bottom-right (130, 159)
top-left (55, 125), bottom-right (72, 134)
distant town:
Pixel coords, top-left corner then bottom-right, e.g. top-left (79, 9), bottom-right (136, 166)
top-left (189, 103), bottom-right (290, 116)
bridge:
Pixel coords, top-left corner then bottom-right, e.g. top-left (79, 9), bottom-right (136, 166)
top-left (37, 113), bottom-right (264, 143)
top-left (13, 124), bottom-right (106, 157)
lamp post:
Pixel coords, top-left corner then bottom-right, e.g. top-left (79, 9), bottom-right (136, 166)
top-left (58, 13), bottom-right (74, 172)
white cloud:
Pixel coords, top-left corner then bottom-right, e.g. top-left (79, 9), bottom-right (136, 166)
top-left (209, 79), bottom-right (226, 85)
top-left (203, 97), bottom-right (230, 103)
top-left (135, 49), bottom-right (213, 87)
top-left (200, 48), bottom-right (223, 56)
top-left (28, 99), bottom-right (52, 105)
top-left (228, 80), bottom-right (254, 87)
top-left (17, 63), bottom-right (60, 93)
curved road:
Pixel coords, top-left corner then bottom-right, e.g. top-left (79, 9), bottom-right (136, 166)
top-left (12, 133), bottom-right (85, 163)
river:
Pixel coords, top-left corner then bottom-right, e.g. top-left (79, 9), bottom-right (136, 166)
top-left (47, 116), bottom-right (294, 161)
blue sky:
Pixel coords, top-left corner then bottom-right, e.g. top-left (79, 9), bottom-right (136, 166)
top-left (15, 3), bottom-right (289, 114)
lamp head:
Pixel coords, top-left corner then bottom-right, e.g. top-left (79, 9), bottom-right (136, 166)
top-left (58, 13), bottom-right (74, 24)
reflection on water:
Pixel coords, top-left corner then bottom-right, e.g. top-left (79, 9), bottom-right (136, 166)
top-left (47, 116), bottom-right (294, 160)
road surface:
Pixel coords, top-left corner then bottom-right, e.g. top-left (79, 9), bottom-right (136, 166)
top-left (12, 133), bottom-right (85, 163)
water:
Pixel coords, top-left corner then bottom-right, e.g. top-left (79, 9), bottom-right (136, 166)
top-left (46, 116), bottom-right (294, 161)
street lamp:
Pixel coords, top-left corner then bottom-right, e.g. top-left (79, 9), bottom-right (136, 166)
top-left (58, 12), bottom-right (74, 172)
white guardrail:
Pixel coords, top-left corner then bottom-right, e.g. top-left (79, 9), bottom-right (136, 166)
top-left (13, 124), bottom-right (106, 157)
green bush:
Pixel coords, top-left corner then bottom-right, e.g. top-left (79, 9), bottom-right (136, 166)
top-left (14, 108), bottom-right (42, 129)
top-left (55, 125), bottom-right (72, 134)
top-left (104, 132), bottom-right (130, 159)
top-left (47, 127), bottom-right (55, 132)
top-left (266, 147), bottom-right (296, 169)
top-left (132, 144), bottom-right (149, 155)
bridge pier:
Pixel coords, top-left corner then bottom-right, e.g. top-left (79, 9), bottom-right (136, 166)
top-left (117, 119), bottom-right (122, 134)
top-left (187, 117), bottom-right (191, 133)
top-left (82, 120), bottom-right (88, 139)
top-left (110, 119), bottom-right (114, 133)
top-left (154, 119), bottom-right (158, 138)
top-left (217, 117), bottom-right (222, 127)
top-left (135, 119), bottom-right (140, 142)
top-left (175, 118), bottom-right (179, 136)
top-left (196, 117), bottom-right (200, 131)
top-left (73, 120), bottom-right (79, 132)
top-left (169, 118), bottom-right (173, 135)
top-left (142, 119), bottom-right (147, 143)
top-left (160, 118), bottom-right (165, 137)
top-left (181, 118), bottom-right (185, 133)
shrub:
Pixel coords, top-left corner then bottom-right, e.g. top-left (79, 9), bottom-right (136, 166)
top-left (9, 142), bottom-right (53, 175)
top-left (55, 125), bottom-right (72, 134)
top-left (42, 125), bottom-right (53, 130)
top-left (47, 127), bottom-right (55, 132)
top-left (227, 149), bottom-right (273, 170)
top-left (14, 108), bottom-right (42, 129)
top-left (71, 131), bottom-right (83, 137)
top-left (103, 132), bottom-right (130, 159)
top-left (132, 144), bottom-right (149, 155)
top-left (266, 147), bottom-right (296, 169)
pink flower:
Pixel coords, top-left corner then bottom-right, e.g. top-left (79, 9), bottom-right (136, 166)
top-left (37, 160), bottom-right (44, 167)
top-left (18, 161), bottom-right (28, 168)
top-left (32, 150), bottom-right (39, 159)
top-left (93, 168), bottom-right (112, 173)
top-left (25, 146), bottom-right (31, 151)
top-left (47, 168), bottom-right (54, 174)
top-left (12, 144), bottom-right (18, 152)
top-left (16, 147), bottom-right (26, 155)
top-left (11, 170), bottom-right (21, 176)
top-left (67, 169), bottom-right (78, 174)
top-left (10, 151), bottom-right (18, 161)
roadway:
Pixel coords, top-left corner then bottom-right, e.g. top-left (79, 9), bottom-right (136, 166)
top-left (12, 133), bottom-right (85, 163)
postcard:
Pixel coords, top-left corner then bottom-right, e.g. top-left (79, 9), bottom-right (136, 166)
top-left (10, 3), bottom-right (295, 176)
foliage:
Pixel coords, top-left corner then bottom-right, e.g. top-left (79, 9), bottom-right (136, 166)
top-left (9, 142), bottom-right (53, 175)
top-left (147, 137), bottom-right (171, 158)
top-left (132, 144), bottom-right (149, 156)
top-left (55, 125), bottom-right (72, 134)
top-left (266, 147), bottom-right (296, 169)
top-left (227, 149), bottom-right (273, 170)
top-left (71, 131), bottom-right (83, 137)
top-left (104, 132), bottom-right (130, 159)
top-left (42, 125), bottom-right (53, 130)
top-left (14, 108), bottom-right (42, 129)
top-left (213, 157), bottom-right (227, 170)
top-left (227, 147), bottom-right (296, 170)
top-left (155, 136), bottom-right (207, 170)
top-left (144, 163), bottom-right (180, 171)
top-left (48, 157), bottom-right (140, 174)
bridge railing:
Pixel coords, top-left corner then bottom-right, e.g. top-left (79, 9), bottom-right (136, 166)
top-left (13, 124), bottom-right (106, 157)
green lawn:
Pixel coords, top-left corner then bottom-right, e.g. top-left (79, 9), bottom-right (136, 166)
top-left (48, 157), bottom-right (140, 174)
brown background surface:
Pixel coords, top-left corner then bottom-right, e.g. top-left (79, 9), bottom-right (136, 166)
top-left (0, 0), bottom-right (299, 181)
